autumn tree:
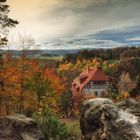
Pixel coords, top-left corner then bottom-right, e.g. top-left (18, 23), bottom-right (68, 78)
top-left (16, 35), bottom-right (35, 113)
top-left (0, 54), bottom-right (35, 115)
top-left (27, 66), bottom-right (65, 108)
top-left (0, 35), bottom-right (36, 114)
top-left (27, 68), bottom-right (53, 102)
top-left (0, 53), bottom-right (4, 91)
top-left (26, 66), bottom-right (65, 131)
top-left (0, 0), bottom-right (18, 91)
top-left (118, 72), bottom-right (135, 93)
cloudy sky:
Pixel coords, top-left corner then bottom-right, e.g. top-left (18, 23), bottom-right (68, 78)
top-left (8, 0), bottom-right (140, 49)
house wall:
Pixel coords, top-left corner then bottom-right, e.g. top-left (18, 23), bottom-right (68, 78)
top-left (82, 88), bottom-right (107, 97)
top-left (82, 80), bottom-right (108, 97)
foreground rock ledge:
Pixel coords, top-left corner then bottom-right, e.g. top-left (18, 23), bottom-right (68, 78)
top-left (0, 115), bottom-right (45, 140)
top-left (80, 98), bottom-right (140, 140)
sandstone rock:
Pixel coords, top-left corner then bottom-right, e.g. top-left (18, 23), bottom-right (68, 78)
top-left (80, 98), bottom-right (140, 140)
top-left (116, 98), bottom-right (140, 118)
top-left (0, 115), bottom-right (45, 140)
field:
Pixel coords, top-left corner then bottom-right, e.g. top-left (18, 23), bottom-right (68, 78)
top-left (61, 118), bottom-right (81, 139)
top-left (37, 56), bottom-right (64, 68)
top-left (39, 56), bottom-right (64, 61)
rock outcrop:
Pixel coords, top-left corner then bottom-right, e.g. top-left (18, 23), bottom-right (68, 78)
top-left (0, 115), bottom-right (45, 140)
top-left (80, 98), bottom-right (140, 140)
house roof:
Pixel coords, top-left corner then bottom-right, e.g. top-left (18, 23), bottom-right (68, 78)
top-left (71, 67), bottom-right (108, 96)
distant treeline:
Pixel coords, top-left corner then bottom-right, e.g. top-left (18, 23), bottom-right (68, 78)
top-left (63, 47), bottom-right (140, 62)
top-left (0, 49), bottom-right (41, 57)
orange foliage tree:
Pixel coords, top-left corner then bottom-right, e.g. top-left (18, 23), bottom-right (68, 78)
top-left (0, 54), bottom-right (65, 116)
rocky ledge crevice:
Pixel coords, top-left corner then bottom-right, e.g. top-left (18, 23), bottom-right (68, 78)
top-left (80, 98), bottom-right (140, 140)
top-left (0, 115), bottom-right (45, 140)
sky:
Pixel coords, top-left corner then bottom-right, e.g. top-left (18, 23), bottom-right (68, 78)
top-left (8, 0), bottom-right (140, 50)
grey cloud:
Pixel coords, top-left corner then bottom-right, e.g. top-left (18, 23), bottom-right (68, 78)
top-left (8, 0), bottom-right (140, 46)
top-left (41, 24), bottom-right (140, 50)
top-left (38, 0), bottom-right (140, 39)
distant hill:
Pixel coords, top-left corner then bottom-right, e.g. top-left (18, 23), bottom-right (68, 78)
top-left (0, 46), bottom-right (140, 58)
top-left (0, 49), bottom-right (80, 56)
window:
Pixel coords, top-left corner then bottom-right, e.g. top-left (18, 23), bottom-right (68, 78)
top-left (95, 91), bottom-right (98, 96)
top-left (101, 91), bottom-right (105, 97)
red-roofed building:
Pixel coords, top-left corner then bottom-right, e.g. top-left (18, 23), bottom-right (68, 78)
top-left (71, 67), bottom-right (109, 98)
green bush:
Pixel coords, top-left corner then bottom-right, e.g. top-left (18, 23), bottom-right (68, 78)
top-left (33, 108), bottom-right (70, 140)
top-left (60, 91), bottom-right (72, 114)
top-left (130, 75), bottom-right (140, 97)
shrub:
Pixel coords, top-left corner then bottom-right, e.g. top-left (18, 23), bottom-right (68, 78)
top-left (60, 91), bottom-right (73, 117)
top-left (33, 108), bottom-right (70, 140)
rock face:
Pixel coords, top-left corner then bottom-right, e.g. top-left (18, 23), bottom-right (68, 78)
top-left (0, 115), bottom-right (45, 140)
top-left (80, 98), bottom-right (140, 140)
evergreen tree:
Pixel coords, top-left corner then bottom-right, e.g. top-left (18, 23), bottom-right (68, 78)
top-left (109, 71), bottom-right (119, 95)
top-left (130, 75), bottom-right (140, 97)
top-left (0, 0), bottom-right (18, 46)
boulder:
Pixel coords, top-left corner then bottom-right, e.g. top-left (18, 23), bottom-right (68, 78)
top-left (80, 98), bottom-right (140, 140)
top-left (116, 98), bottom-right (140, 117)
top-left (0, 114), bottom-right (45, 140)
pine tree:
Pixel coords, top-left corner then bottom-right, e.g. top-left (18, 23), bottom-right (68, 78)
top-left (130, 75), bottom-right (140, 97)
top-left (0, 0), bottom-right (18, 46)
top-left (109, 71), bottom-right (119, 94)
